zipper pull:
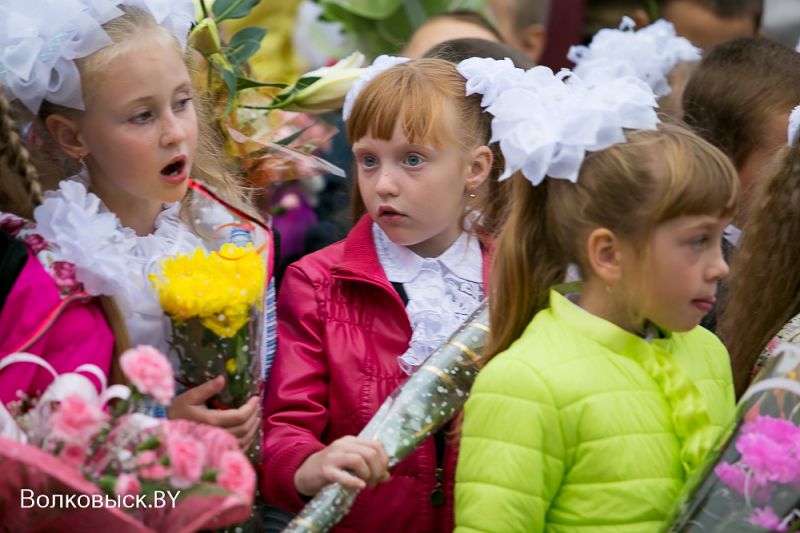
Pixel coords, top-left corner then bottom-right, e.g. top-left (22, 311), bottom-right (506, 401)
top-left (430, 467), bottom-right (445, 507)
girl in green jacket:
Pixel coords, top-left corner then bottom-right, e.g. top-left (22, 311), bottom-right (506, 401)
top-left (454, 64), bottom-right (740, 532)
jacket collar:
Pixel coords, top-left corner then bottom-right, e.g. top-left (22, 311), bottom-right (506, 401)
top-left (548, 286), bottom-right (673, 356)
top-left (332, 215), bottom-right (493, 287)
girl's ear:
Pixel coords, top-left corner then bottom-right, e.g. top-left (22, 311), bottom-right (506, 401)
top-left (465, 145), bottom-right (493, 194)
top-left (45, 113), bottom-right (88, 160)
top-left (585, 228), bottom-right (624, 285)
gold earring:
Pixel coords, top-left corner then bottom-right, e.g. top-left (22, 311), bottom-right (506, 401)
top-left (468, 190), bottom-right (477, 199)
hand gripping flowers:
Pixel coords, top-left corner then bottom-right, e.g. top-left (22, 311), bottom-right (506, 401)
top-left (283, 302), bottom-right (490, 533)
top-left (149, 242), bottom-right (267, 463)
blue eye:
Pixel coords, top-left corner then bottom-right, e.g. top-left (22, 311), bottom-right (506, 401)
top-left (404, 154), bottom-right (424, 167)
top-left (691, 235), bottom-right (710, 250)
top-left (131, 111), bottom-right (152, 124)
top-left (361, 155), bottom-right (378, 168)
top-left (174, 97), bottom-right (192, 111)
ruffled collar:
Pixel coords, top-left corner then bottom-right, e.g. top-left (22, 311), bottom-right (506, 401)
top-left (549, 288), bottom-right (717, 478)
top-left (30, 175), bottom-right (230, 315)
top-left (372, 224), bottom-right (482, 284)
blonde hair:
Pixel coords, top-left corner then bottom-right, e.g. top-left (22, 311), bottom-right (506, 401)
top-left (345, 58), bottom-right (507, 233)
top-left (2, 5), bottom-right (254, 226)
top-left (487, 122), bottom-right (740, 360)
top-left (719, 141), bottom-right (800, 397)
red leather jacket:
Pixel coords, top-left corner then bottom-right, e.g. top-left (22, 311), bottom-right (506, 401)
top-left (261, 215), bottom-right (491, 533)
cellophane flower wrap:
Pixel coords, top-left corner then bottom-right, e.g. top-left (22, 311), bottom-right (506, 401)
top-left (282, 301), bottom-right (490, 533)
top-left (149, 243), bottom-right (266, 463)
top-left (0, 346), bottom-right (256, 532)
top-left (665, 342), bottom-right (800, 532)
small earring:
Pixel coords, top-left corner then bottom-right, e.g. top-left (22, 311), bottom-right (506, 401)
top-left (468, 190), bottom-right (477, 199)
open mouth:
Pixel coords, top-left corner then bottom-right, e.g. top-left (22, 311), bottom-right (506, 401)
top-left (378, 205), bottom-right (404, 217)
top-left (161, 156), bottom-right (186, 177)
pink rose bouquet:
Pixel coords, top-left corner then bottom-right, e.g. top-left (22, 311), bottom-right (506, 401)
top-left (665, 342), bottom-right (800, 532)
top-left (0, 346), bottom-right (255, 531)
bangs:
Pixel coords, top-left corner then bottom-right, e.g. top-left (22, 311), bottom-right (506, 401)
top-left (653, 130), bottom-right (740, 223)
top-left (345, 64), bottom-right (458, 148)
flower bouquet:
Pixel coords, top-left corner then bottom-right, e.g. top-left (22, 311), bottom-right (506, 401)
top-left (282, 301), bottom-right (490, 533)
top-left (149, 243), bottom-right (266, 463)
top-left (0, 346), bottom-right (256, 532)
top-left (664, 342), bottom-right (800, 532)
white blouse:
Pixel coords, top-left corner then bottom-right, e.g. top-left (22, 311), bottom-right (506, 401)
top-left (373, 224), bottom-right (484, 374)
top-left (32, 173), bottom-right (234, 356)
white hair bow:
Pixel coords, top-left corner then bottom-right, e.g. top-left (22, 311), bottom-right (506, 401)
top-left (0, 0), bottom-right (195, 113)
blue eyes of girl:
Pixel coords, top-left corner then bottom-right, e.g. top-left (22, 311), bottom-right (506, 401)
top-left (361, 154), bottom-right (425, 168)
top-left (130, 97), bottom-right (192, 124)
top-left (690, 235), bottom-right (710, 250)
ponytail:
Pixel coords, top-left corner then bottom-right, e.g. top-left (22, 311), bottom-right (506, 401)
top-left (485, 176), bottom-right (566, 361)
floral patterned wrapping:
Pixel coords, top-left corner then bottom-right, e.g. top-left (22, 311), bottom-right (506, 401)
top-left (282, 301), bottom-right (490, 533)
top-left (664, 342), bottom-right (800, 532)
top-left (753, 312), bottom-right (800, 378)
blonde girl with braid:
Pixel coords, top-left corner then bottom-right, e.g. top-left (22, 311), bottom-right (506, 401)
top-left (0, 89), bottom-right (115, 405)
top-left (0, 0), bottom-right (273, 451)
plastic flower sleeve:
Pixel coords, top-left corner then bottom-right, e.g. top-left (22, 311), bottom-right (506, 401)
top-left (282, 301), bottom-right (490, 533)
top-left (664, 342), bottom-right (800, 532)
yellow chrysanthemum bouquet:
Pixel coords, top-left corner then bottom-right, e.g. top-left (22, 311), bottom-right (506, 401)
top-left (150, 242), bottom-right (266, 462)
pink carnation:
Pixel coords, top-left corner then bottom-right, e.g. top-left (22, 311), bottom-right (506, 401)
top-left (743, 416), bottom-right (800, 446)
top-left (137, 450), bottom-right (169, 481)
top-left (749, 507), bottom-right (787, 532)
top-left (217, 450), bottom-right (256, 499)
top-left (60, 444), bottom-right (87, 470)
top-left (737, 432), bottom-right (800, 485)
top-left (168, 435), bottom-right (206, 488)
top-left (51, 395), bottom-right (108, 445)
top-left (115, 473), bottom-right (141, 497)
top-left (120, 346), bottom-right (175, 405)
top-left (715, 462), bottom-right (774, 503)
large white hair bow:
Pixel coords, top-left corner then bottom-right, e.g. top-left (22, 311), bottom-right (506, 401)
top-left (458, 57), bottom-right (659, 187)
top-left (0, 0), bottom-right (195, 114)
top-left (568, 17), bottom-right (701, 97)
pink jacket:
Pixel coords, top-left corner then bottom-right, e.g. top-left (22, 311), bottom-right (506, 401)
top-left (0, 242), bottom-right (113, 405)
top-left (261, 216), bottom-right (491, 532)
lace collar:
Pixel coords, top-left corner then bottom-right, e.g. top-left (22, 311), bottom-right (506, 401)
top-left (373, 222), bottom-right (484, 374)
top-left (372, 224), bottom-right (482, 284)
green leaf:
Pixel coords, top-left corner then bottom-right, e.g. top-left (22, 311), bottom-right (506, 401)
top-left (276, 126), bottom-right (311, 146)
top-left (268, 76), bottom-right (321, 108)
top-left (211, 0), bottom-right (260, 22)
top-left (224, 27), bottom-right (267, 68)
top-left (209, 54), bottom-right (239, 114)
top-left (136, 435), bottom-right (161, 452)
top-left (235, 77), bottom-right (288, 91)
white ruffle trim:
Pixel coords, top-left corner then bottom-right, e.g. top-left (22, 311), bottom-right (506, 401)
top-left (373, 224), bottom-right (483, 374)
top-left (32, 176), bottom-right (234, 354)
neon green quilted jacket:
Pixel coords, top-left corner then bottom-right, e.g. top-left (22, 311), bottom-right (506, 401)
top-left (455, 290), bottom-right (735, 533)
